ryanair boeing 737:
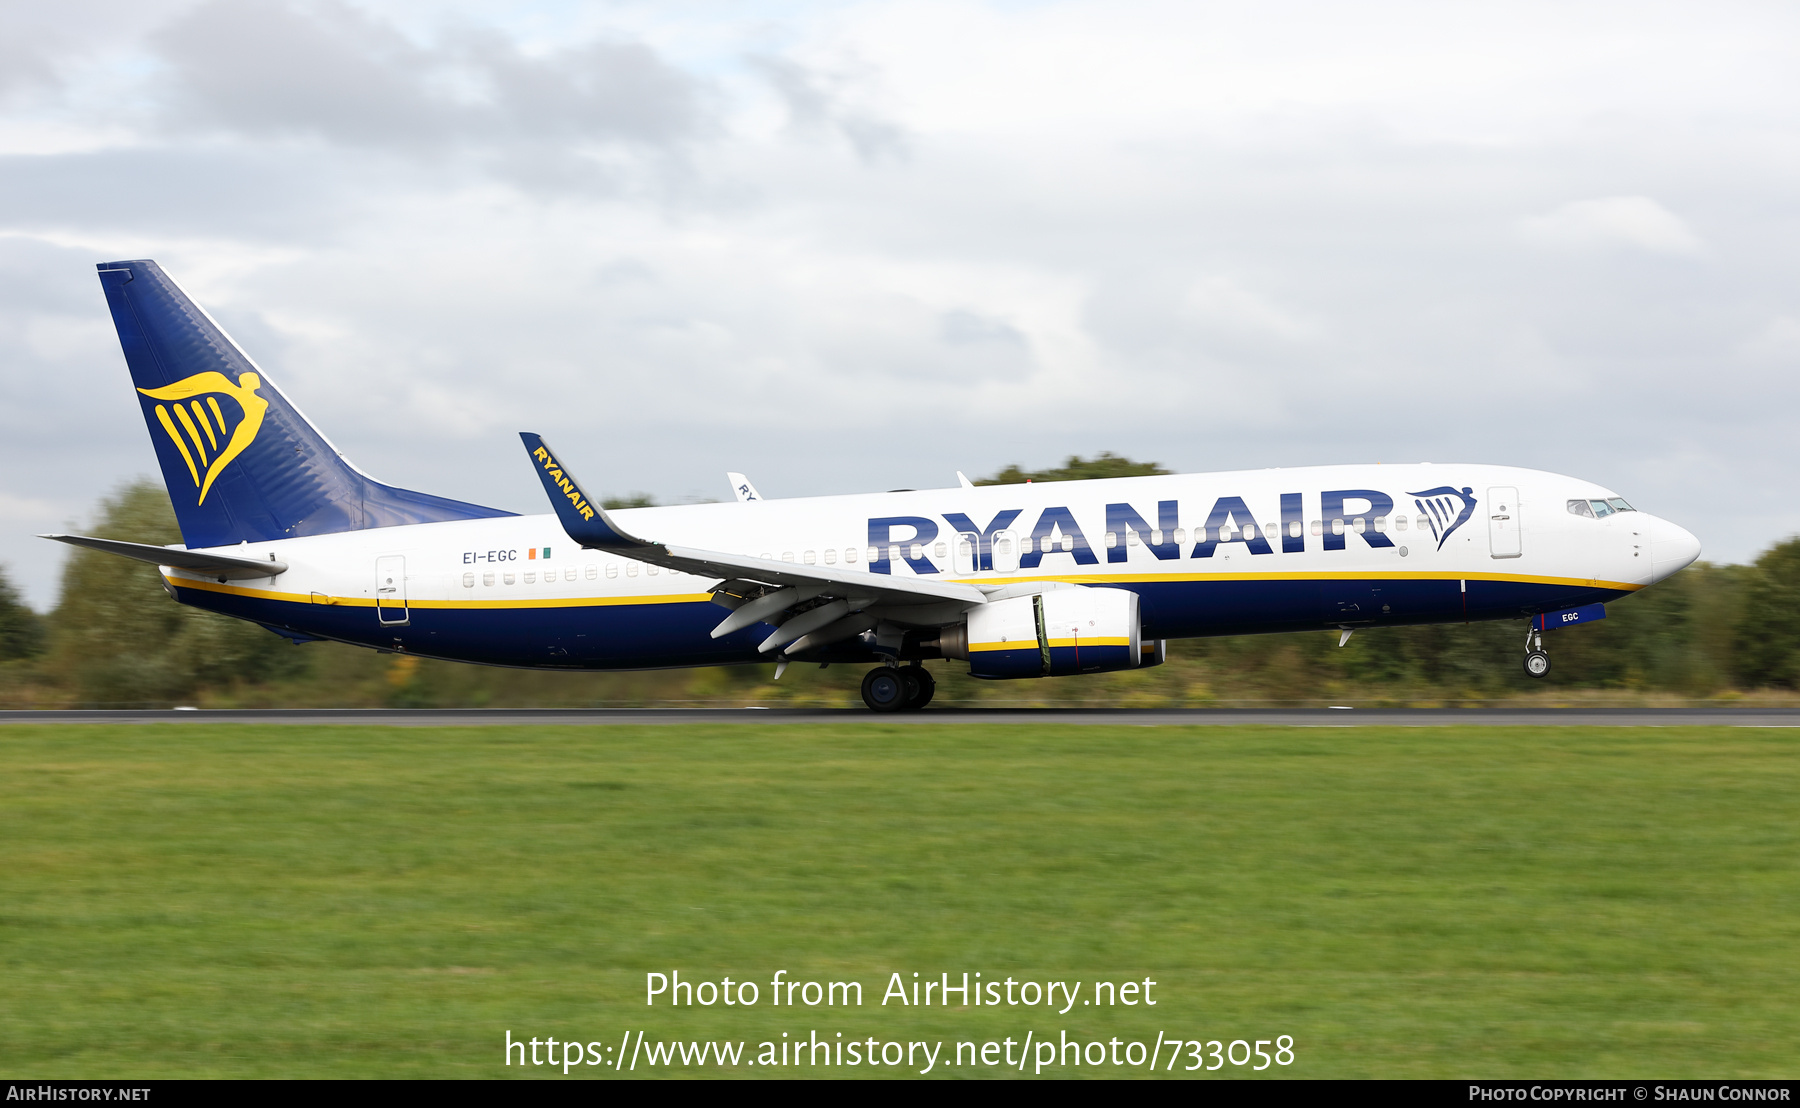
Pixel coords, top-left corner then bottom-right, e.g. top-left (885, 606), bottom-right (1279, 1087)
top-left (44, 260), bottom-right (1703, 711)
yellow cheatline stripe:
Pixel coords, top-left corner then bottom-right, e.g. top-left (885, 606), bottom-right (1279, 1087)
top-left (164, 574), bottom-right (714, 610)
top-left (172, 402), bottom-right (209, 464)
top-left (1045, 637), bottom-right (1130, 648)
top-left (155, 405), bottom-right (200, 485)
top-left (190, 400), bottom-right (218, 450)
top-left (969, 641), bottom-right (1034, 654)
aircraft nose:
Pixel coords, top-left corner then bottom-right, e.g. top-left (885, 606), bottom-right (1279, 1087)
top-left (1647, 515), bottom-right (1701, 583)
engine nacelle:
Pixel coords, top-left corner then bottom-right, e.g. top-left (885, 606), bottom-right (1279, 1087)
top-left (941, 586), bottom-right (1142, 679)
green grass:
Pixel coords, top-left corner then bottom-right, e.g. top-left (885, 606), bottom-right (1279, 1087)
top-left (1, 723), bottom-right (1796, 1078)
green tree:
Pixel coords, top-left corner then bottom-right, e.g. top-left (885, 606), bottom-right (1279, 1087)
top-left (601, 494), bottom-right (657, 509)
top-left (976, 453), bottom-right (1173, 485)
top-left (1735, 536), bottom-right (1800, 688)
top-left (0, 568), bottom-right (45, 661)
top-left (47, 480), bottom-right (309, 706)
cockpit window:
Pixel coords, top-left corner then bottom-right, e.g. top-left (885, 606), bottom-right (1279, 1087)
top-left (1590, 499), bottom-right (1615, 517)
top-left (1606, 498), bottom-right (1635, 512)
top-left (1567, 499), bottom-right (1596, 518)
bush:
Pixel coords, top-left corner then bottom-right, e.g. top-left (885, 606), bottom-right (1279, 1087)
top-left (0, 568), bottom-right (44, 661)
top-left (46, 481), bottom-right (310, 706)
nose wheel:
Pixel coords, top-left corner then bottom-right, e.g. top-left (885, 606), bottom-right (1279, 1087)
top-left (860, 664), bottom-right (935, 711)
top-left (1523, 625), bottom-right (1551, 679)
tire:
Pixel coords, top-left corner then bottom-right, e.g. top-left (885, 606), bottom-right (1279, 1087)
top-left (904, 665), bottom-right (935, 710)
top-left (861, 667), bottom-right (910, 712)
top-left (1524, 651), bottom-right (1551, 679)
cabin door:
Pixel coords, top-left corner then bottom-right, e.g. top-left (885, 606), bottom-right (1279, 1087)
top-left (376, 555), bottom-right (410, 625)
top-left (1487, 487), bottom-right (1521, 559)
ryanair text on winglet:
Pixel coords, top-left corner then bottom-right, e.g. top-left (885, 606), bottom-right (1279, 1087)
top-left (533, 445), bottom-right (596, 522)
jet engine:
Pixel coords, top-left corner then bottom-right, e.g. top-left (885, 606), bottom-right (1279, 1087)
top-left (936, 585), bottom-right (1149, 679)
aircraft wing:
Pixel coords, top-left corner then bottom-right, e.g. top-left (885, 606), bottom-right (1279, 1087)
top-left (40, 534), bottom-right (287, 580)
top-left (519, 433), bottom-right (985, 608)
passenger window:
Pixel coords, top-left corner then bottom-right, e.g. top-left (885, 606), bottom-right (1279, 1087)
top-left (1127, 530), bottom-right (1140, 547)
top-left (462, 572), bottom-right (474, 588)
top-left (483, 572), bottom-right (494, 587)
top-left (524, 571), bottom-right (535, 583)
top-left (1416, 515), bottom-right (1428, 530)
top-left (1289, 521), bottom-right (1303, 539)
top-left (804, 550), bottom-right (816, 564)
top-left (783, 551), bottom-right (795, 562)
top-left (1105, 531), bottom-right (1119, 549)
top-left (567, 567), bottom-right (577, 582)
top-left (846, 547), bottom-right (859, 564)
top-left (1394, 516), bottom-right (1407, 531)
top-left (1311, 520), bottom-right (1322, 536)
top-left (1567, 499), bottom-right (1596, 518)
top-left (1331, 519), bottom-right (1345, 536)
top-left (647, 564), bottom-right (659, 575)
top-left (1151, 529), bottom-right (1164, 545)
top-left (934, 541), bottom-right (947, 558)
top-left (626, 563), bottom-right (638, 577)
top-left (606, 563), bottom-right (618, 578)
top-left (1060, 535), bottom-right (1073, 552)
top-left (1352, 518), bottom-right (1365, 534)
top-left (1262, 523), bottom-right (1276, 540)
top-left (504, 572), bottom-right (515, 585)
top-left (1174, 527), bottom-right (1186, 544)
top-left (1372, 516), bottom-right (1386, 533)
top-left (824, 548), bottom-right (837, 565)
top-left (867, 546), bottom-right (879, 563)
top-left (585, 564), bottom-right (597, 580)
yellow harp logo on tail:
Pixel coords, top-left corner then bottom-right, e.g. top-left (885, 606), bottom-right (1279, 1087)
top-left (137, 372), bottom-right (269, 505)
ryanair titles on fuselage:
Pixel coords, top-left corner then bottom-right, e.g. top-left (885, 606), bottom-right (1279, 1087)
top-left (865, 484), bottom-right (1477, 575)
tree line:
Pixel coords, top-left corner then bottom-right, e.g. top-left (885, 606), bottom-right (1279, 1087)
top-left (2, 460), bottom-right (1796, 707)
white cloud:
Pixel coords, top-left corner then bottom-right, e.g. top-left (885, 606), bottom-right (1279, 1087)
top-left (1182, 277), bottom-right (1313, 342)
top-left (1519, 196), bottom-right (1704, 256)
top-left (1741, 316), bottom-right (1800, 362)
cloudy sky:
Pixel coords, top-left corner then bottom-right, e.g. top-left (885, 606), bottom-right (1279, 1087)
top-left (2, 0), bottom-right (1798, 607)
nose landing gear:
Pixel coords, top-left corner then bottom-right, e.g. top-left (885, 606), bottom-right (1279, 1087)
top-left (1523, 625), bottom-right (1551, 679)
top-left (860, 664), bottom-right (936, 712)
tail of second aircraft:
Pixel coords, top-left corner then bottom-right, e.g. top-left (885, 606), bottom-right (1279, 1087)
top-left (96, 259), bottom-right (511, 549)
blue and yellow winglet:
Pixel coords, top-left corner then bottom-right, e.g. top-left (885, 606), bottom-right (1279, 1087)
top-left (519, 432), bottom-right (653, 550)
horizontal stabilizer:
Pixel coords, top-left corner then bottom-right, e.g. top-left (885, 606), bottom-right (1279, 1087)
top-left (40, 534), bottom-right (287, 580)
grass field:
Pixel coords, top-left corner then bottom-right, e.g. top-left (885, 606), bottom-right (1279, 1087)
top-left (1, 723), bottom-right (1796, 1079)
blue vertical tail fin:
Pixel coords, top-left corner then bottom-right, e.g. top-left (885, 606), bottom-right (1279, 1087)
top-left (97, 259), bottom-right (512, 548)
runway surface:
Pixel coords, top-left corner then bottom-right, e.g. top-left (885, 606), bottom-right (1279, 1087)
top-left (4, 707), bottom-right (1799, 726)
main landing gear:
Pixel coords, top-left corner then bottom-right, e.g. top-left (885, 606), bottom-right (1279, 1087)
top-left (1523, 625), bottom-right (1551, 679)
top-left (861, 664), bottom-right (936, 712)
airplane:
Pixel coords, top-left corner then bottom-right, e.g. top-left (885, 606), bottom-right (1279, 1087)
top-left (43, 259), bottom-right (1703, 711)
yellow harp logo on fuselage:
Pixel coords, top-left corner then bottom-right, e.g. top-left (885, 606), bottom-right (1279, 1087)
top-left (138, 371), bottom-right (269, 505)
